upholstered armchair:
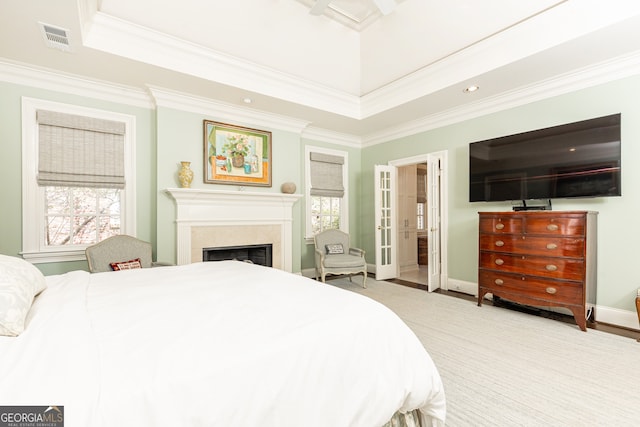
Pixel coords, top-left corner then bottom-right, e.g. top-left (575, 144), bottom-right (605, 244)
top-left (85, 235), bottom-right (171, 273)
top-left (314, 229), bottom-right (367, 288)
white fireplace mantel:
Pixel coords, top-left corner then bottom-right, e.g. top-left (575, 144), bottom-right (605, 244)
top-left (166, 188), bottom-right (302, 271)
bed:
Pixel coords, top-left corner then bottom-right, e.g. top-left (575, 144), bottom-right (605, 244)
top-left (0, 255), bottom-right (446, 426)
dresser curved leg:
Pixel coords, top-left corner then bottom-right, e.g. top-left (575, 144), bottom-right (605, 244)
top-left (568, 307), bottom-right (587, 332)
top-left (477, 289), bottom-right (488, 307)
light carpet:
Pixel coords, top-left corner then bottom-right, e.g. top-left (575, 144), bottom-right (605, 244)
top-left (328, 277), bottom-right (640, 427)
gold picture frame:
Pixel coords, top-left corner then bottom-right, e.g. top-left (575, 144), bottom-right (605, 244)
top-left (204, 120), bottom-right (272, 187)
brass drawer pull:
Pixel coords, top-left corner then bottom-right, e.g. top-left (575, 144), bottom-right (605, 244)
top-left (545, 264), bottom-right (558, 272)
top-left (494, 279), bottom-right (504, 285)
top-left (546, 224), bottom-right (559, 231)
top-left (495, 258), bottom-right (504, 266)
top-left (546, 243), bottom-right (557, 250)
top-left (495, 240), bottom-right (504, 247)
top-left (545, 287), bottom-right (557, 294)
top-left (495, 223), bottom-right (505, 230)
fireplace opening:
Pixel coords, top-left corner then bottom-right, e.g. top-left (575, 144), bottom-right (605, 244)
top-left (203, 244), bottom-right (273, 267)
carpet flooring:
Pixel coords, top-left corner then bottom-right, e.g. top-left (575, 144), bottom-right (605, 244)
top-left (328, 277), bottom-right (640, 427)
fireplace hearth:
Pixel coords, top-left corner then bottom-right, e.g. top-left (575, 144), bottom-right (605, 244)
top-left (203, 244), bottom-right (273, 267)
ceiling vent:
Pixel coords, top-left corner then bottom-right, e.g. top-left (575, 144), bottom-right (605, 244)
top-left (39, 22), bottom-right (71, 52)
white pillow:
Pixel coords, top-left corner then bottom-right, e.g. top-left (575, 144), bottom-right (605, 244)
top-left (0, 254), bottom-right (47, 336)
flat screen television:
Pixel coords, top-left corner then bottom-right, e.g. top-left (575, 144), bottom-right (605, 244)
top-left (469, 114), bottom-right (621, 203)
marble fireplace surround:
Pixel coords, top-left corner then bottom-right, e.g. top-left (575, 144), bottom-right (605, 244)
top-left (166, 188), bottom-right (302, 272)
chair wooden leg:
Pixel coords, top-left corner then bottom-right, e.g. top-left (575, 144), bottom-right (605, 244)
top-left (362, 272), bottom-right (367, 289)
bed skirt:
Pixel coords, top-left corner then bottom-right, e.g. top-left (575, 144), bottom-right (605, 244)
top-left (383, 409), bottom-right (423, 427)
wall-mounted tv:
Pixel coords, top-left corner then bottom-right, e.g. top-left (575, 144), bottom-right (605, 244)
top-left (469, 114), bottom-right (621, 203)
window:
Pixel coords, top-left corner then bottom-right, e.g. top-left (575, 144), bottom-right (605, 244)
top-left (311, 196), bottom-right (341, 234)
top-left (21, 98), bottom-right (136, 263)
top-left (417, 202), bottom-right (426, 231)
top-left (305, 146), bottom-right (348, 239)
top-left (417, 165), bottom-right (427, 232)
top-left (44, 187), bottom-right (121, 246)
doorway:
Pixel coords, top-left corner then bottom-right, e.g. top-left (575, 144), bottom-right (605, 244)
top-left (376, 151), bottom-right (447, 291)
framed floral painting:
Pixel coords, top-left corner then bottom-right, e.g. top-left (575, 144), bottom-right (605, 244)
top-left (203, 120), bottom-right (272, 187)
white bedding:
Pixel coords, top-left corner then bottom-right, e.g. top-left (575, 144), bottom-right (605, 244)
top-left (0, 261), bottom-right (445, 426)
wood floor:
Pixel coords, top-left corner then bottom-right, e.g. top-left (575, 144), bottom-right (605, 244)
top-left (387, 276), bottom-right (640, 341)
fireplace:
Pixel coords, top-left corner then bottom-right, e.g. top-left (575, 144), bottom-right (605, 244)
top-left (166, 188), bottom-right (301, 272)
top-left (203, 244), bottom-right (273, 267)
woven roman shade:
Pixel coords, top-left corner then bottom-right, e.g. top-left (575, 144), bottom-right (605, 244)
top-left (36, 110), bottom-right (126, 188)
top-left (309, 152), bottom-right (344, 198)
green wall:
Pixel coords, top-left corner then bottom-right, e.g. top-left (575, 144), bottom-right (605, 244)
top-left (151, 108), bottom-right (362, 274)
top-left (153, 106), bottom-right (308, 273)
top-left (361, 74), bottom-right (640, 312)
top-left (297, 139), bottom-right (362, 270)
top-left (2, 72), bottom-right (640, 315)
top-left (0, 81), bottom-right (156, 275)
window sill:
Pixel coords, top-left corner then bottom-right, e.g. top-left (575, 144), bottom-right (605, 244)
top-left (20, 249), bottom-right (86, 264)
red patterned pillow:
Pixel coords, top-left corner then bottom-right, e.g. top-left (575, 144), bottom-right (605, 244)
top-left (110, 258), bottom-right (142, 271)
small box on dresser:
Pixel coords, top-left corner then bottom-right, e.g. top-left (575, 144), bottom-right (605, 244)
top-left (477, 211), bottom-right (597, 331)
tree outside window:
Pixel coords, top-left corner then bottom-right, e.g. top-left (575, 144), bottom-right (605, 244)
top-left (310, 196), bottom-right (341, 235)
top-left (44, 187), bottom-right (121, 246)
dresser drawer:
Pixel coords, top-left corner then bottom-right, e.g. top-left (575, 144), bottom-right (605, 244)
top-left (479, 270), bottom-right (583, 304)
top-left (479, 252), bottom-right (585, 281)
top-left (479, 234), bottom-right (585, 257)
top-left (479, 217), bottom-right (523, 234)
top-left (525, 216), bottom-right (585, 236)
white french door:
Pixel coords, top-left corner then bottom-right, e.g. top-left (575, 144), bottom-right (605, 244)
top-left (374, 164), bottom-right (397, 280)
top-left (427, 154), bottom-right (443, 291)
top-left (385, 150), bottom-right (447, 290)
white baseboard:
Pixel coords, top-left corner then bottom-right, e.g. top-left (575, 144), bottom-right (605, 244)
top-left (308, 270), bottom-right (640, 332)
top-left (447, 278), bottom-right (478, 296)
top-left (596, 305), bottom-right (639, 330)
top-left (447, 279), bottom-right (639, 331)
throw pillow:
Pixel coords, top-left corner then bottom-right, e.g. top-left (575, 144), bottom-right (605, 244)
top-left (0, 254), bottom-right (47, 336)
top-left (110, 258), bottom-right (143, 271)
top-left (325, 243), bottom-right (344, 255)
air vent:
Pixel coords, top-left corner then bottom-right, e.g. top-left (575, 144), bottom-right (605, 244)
top-left (39, 22), bottom-right (71, 52)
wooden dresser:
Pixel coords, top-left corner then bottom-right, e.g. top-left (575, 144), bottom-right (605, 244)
top-left (477, 211), bottom-right (597, 331)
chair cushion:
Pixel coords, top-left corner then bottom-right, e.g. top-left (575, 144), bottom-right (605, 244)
top-left (323, 254), bottom-right (366, 269)
top-left (325, 243), bottom-right (344, 254)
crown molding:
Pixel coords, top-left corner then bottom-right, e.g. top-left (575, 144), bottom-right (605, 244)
top-left (362, 50), bottom-right (640, 147)
top-left (3, 44), bottom-right (640, 151)
top-left (0, 59), bottom-right (153, 109)
top-left (148, 86), bottom-right (311, 134)
top-left (301, 126), bottom-right (362, 148)
top-left (361, 1), bottom-right (640, 119)
top-left (83, 12), bottom-right (362, 120)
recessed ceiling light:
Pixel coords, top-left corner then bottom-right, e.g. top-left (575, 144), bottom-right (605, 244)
top-left (243, 97), bottom-right (252, 104)
top-left (463, 85), bottom-right (479, 93)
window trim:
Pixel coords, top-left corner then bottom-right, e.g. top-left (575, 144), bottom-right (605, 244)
top-left (304, 145), bottom-right (348, 241)
top-left (21, 97), bottom-right (136, 263)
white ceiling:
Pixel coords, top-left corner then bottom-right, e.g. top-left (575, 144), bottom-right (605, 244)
top-left (2, 0), bottom-right (640, 142)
